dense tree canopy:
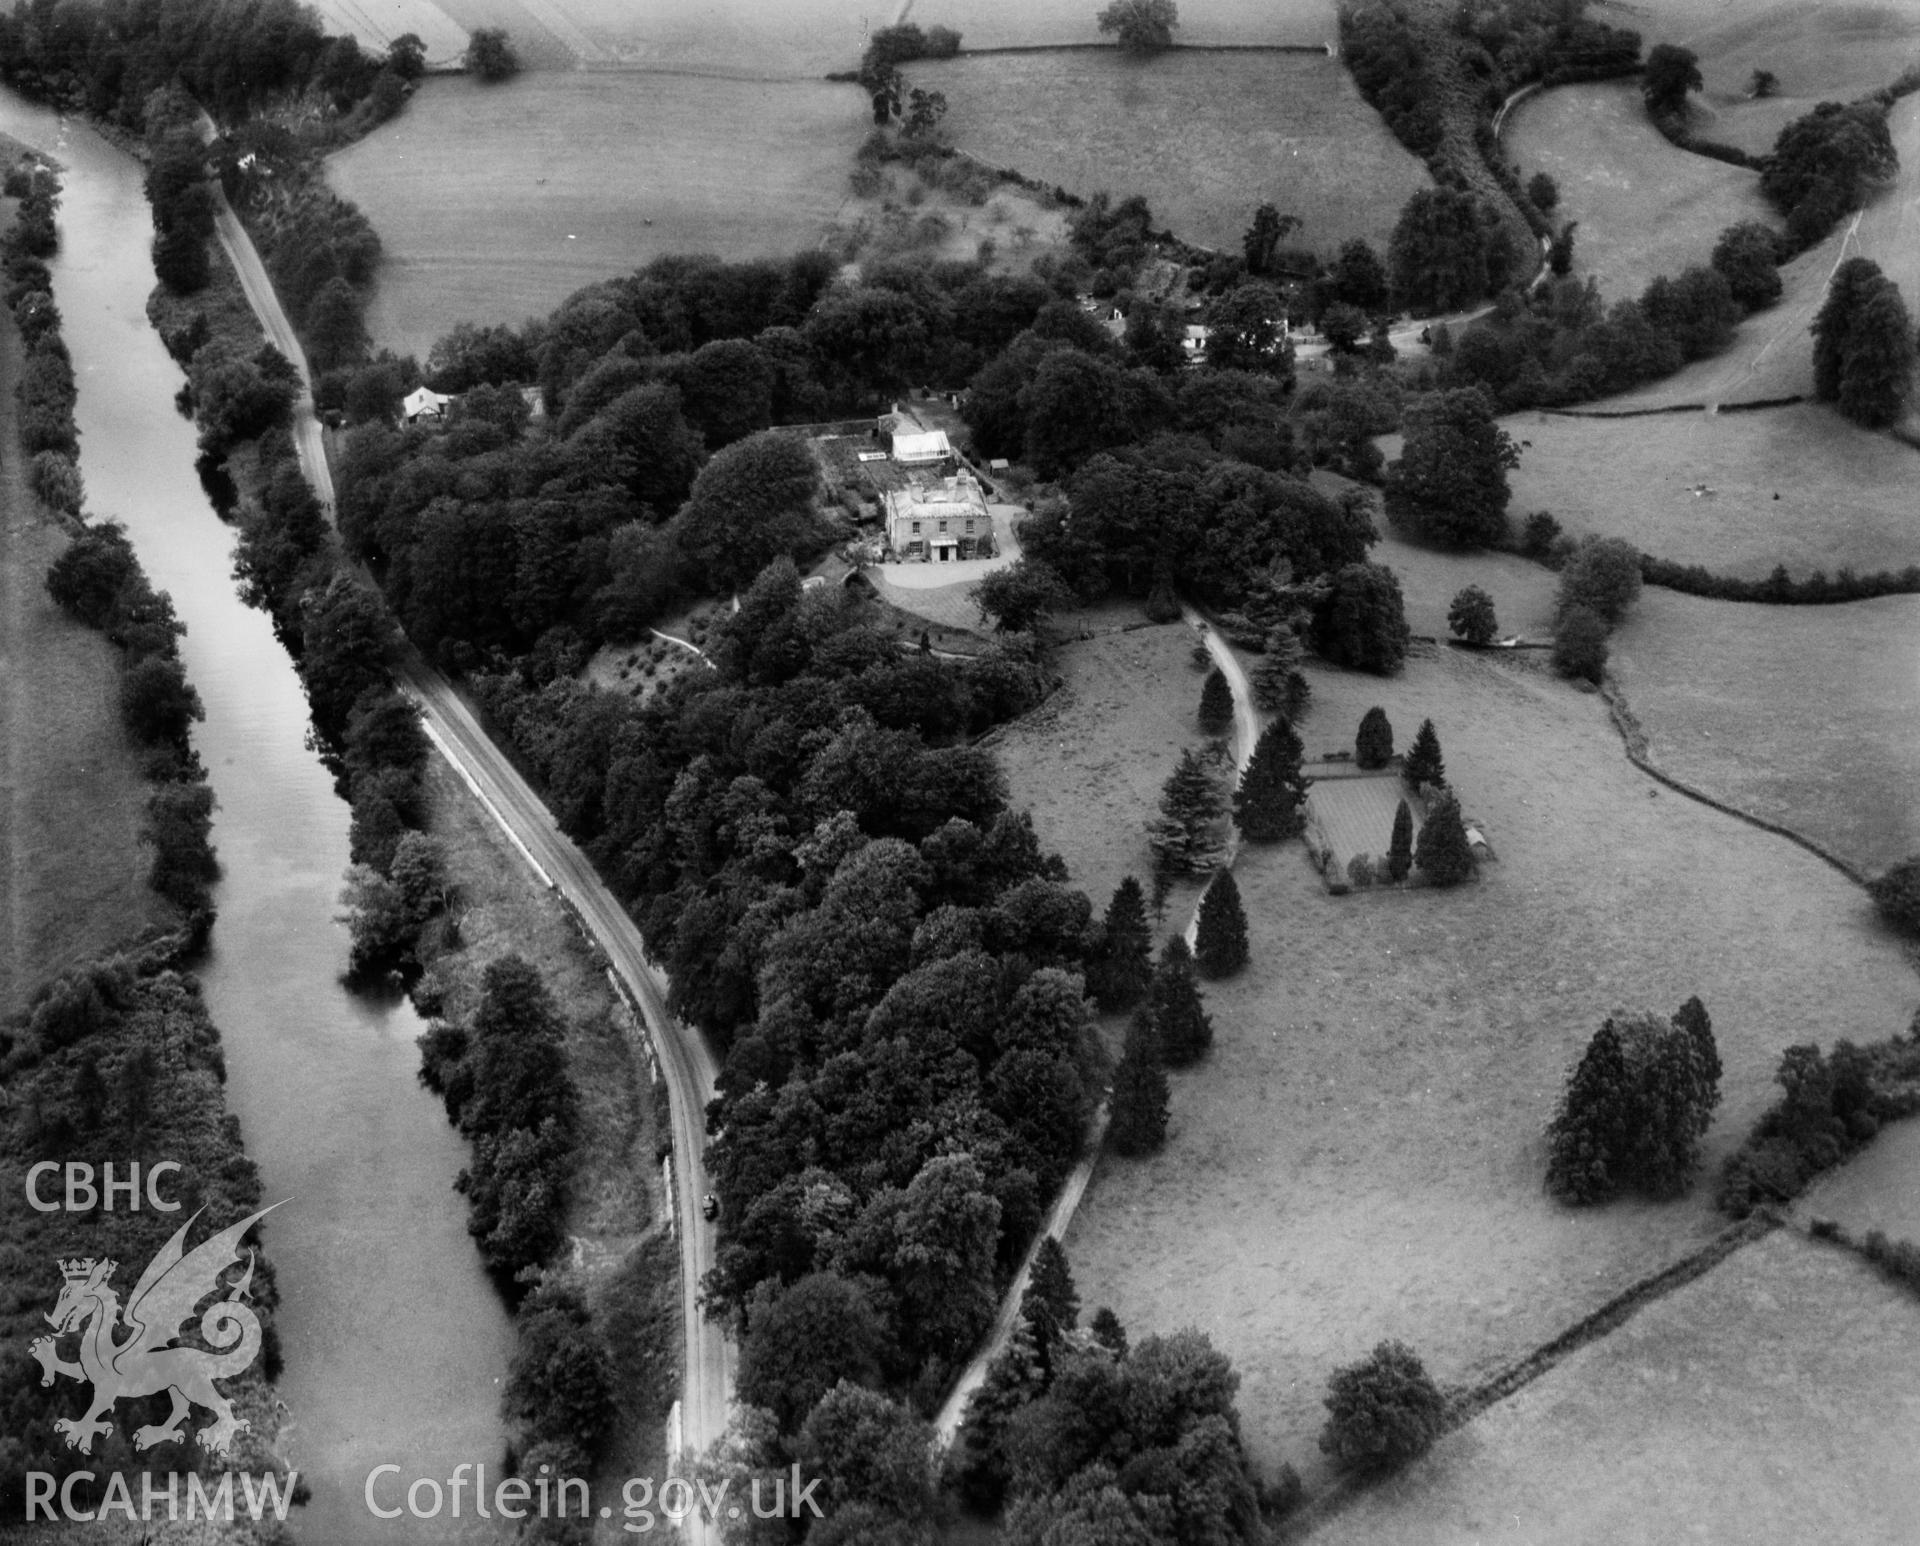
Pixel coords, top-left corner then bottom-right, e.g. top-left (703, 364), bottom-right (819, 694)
top-left (1097, 0), bottom-right (1180, 54)
top-left (1384, 387), bottom-right (1519, 549)
top-left (1388, 188), bottom-right (1496, 316)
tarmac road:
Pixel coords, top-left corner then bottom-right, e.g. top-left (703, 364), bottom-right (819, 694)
top-left (211, 183), bottom-right (732, 1539)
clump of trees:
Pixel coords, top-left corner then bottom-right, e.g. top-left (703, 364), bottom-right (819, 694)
top-left (418, 955), bottom-right (580, 1287)
top-left (1384, 388), bottom-right (1520, 549)
top-left (1312, 563), bottom-right (1410, 676)
top-left (1550, 535), bottom-right (1642, 684)
top-left (1320, 1340), bottom-right (1447, 1475)
top-left (1546, 1001), bottom-right (1721, 1204)
top-left (1719, 1028), bottom-right (1920, 1216)
top-left (1810, 257), bottom-right (1915, 428)
top-left (1869, 856), bottom-right (1920, 938)
top-left (1097, 0), bottom-right (1180, 54)
top-left (1387, 188), bottom-right (1513, 316)
top-left (1762, 99), bottom-right (1900, 250)
top-left (465, 27), bottom-right (520, 81)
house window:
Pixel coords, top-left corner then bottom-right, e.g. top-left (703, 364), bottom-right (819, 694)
top-left (939, 520), bottom-right (949, 532)
top-left (964, 520), bottom-right (975, 532)
top-left (912, 521), bottom-right (922, 533)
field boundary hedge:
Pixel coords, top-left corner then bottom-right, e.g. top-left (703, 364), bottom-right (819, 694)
top-left (1541, 395), bottom-right (1805, 420)
top-left (1278, 1212), bottom-right (1777, 1539)
top-left (1599, 680), bottom-right (1868, 886)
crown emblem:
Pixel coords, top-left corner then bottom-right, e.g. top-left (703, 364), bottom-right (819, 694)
top-left (58, 1258), bottom-right (109, 1283)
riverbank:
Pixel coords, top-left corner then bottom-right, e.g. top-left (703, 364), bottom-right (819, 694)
top-left (0, 181), bottom-right (167, 1014)
top-left (0, 90), bottom-right (518, 1543)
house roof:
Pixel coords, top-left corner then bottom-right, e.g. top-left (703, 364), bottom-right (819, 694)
top-left (403, 386), bottom-right (452, 418)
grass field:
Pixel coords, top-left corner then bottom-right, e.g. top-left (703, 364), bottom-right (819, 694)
top-left (912, 50), bottom-right (1430, 256)
top-left (1795, 1120), bottom-right (1920, 1241)
top-left (1504, 81), bottom-right (1773, 302)
top-left (989, 612), bottom-right (1214, 917)
top-left (1307, 1229), bottom-right (1920, 1544)
top-left (0, 264), bottom-right (165, 1017)
top-left (327, 72), bottom-right (868, 359)
top-left (1596, 90), bottom-right (1920, 411)
top-left (1647, 0), bottom-right (1920, 105)
top-left (1610, 587), bottom-right (1920, 877)
top-left (311, 0), bottom-right (1338, 75)
top-left (1497, 405), bottom-right (1920, 578)
top-left (1009, 643), bottom-right (1917, 1484)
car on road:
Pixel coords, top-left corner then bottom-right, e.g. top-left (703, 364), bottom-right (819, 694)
top-left (701, 1193), bottom-right (719, 1222)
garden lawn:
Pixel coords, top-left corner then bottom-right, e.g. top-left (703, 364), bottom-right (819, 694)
top-left (1496, 404), bottom-right (1920, 579)
top-left (1303, 771), bottom-right (1420, 881)
top-left (1029, 645), bottom-right (1917, 1486)
top-left (1597, 91), bottom-right (1920, 411)
top-left (1610, 587), bottom-right (1920, 879)
top-left (327, 72), bottom-right (868, 359)
top-left (1305, 1229), bottom-right (1920, 1545)
top-left (911, 49), bottom-right (1429, 256)
top-left (1504, 81), bottom-right (1774, 304)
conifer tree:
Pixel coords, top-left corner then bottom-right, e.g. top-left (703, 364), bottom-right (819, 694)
top-left (1387, 798), bottom-right (1414, 883)
top-left (1355, 705), bottom-right (1393, 769)
top-left (1021, 1237), bottom-right (1080, 1356)
top-left (1089, 1306), bottom-right (1128, 1356)
top-left (949, 1316), bottom-right (1048, 1509)
top-left (1108, 1012), bottom-right (1171, 1153)
top-left (1194, 869), bottom-right (1249, 978)
top-left (1547, 1010), bottom-right (1721, 1204)
top-left (1198, 666), bottom-right (1235, 735)
top-left (1147, 748), bottom-right (1228, 875)
top-left (1403, 718), bottom-right (1446, 792)
top-left (1673, 995), bottom-right (1721, 1096)
top-left (1252, 627), bottom-right (1310, 717)
top-left (1413, 789), bottom-right (1474, 886)
top-left (1152, 935), bottom-right (1213, 1066)
top-left (1092, 875), bottom-right (1154, 1011)
top-left (1234, 717), bottom-right (1308, 841)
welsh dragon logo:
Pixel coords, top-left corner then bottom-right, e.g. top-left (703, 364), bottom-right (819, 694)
top-left (29, 1203), bottom-right (284, 1459)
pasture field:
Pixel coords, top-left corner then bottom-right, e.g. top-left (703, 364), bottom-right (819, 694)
top-left (989, 613), bottom-right (1215, 918)
top-left (1504, 81), bottom-right (1772, 302)
top-left (1311, 470), bottom-right (1562, 640)
top-left (327, 73), bottom-right (868, 359)
top-left (1017, 644), bottom-right (1918, 1483)
top-left (311, 0), bottom-right (1337, 76)
top-left (0, 290), bottom-right (164, 1016)
top-left (1497, 404), bottom-right (1920, 578)
top-left (912, 50), bottom-right (1429, 256)
top-left (1610, 587), bottom-right (1920, 878)
top-left (1597, 90), bottom-right (1920, 411)
top-left (1645, 0), bottom-right (1920, 104)
top-left (1795, 1120), bottom-right (1920, 1242)
top-left (1306, 1229), bottom-right (1920, 1545)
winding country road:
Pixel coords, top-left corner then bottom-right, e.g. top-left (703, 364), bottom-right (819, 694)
top-left (210, 185), bottom-right (732, 1537)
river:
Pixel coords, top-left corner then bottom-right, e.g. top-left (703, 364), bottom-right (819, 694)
top-left (0, 94), bottom-right (514, 1544)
